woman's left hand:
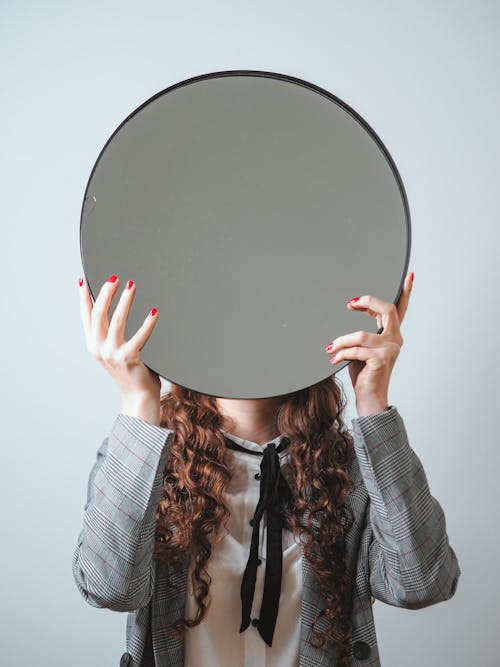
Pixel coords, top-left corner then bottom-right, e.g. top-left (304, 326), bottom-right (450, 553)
top-left (324, 271), bottom-right (414, 416)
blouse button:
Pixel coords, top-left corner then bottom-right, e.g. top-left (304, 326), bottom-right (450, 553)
top-left (251, 618), bottom-right (260, 626)
top-left (257, 558), bottom-right (262, 565)
top-left (254, 472), bottom-right (261, 480)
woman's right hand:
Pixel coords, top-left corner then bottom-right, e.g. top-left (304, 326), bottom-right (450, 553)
top-left (79, 274), bottom-right (161, 405)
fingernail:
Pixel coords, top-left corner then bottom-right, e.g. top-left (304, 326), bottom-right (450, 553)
top-left (108, 274), bottom-right (118, 283)
top-left (78, 277), bottom-right (83, 287)
top-left (410, 272), bottom-right (414, 282)
top-left (325, 343), bottom-right (335, 353)
top-left (150, 307), bottom-right (157, 316)
top-left (347, 297), bottom-right (360, 304)
top-left (126, 279), bottom-right (134, 290)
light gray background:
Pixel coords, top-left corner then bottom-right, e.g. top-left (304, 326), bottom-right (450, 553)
top-left (1, 1), bottom-right (498, 665)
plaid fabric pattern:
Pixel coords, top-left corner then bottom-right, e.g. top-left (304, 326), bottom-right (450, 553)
top-left (72, 405), bottom-right (461, 666)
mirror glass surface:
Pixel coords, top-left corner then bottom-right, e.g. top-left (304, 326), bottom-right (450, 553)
top-left (80, 70), bottom-right (411, 399)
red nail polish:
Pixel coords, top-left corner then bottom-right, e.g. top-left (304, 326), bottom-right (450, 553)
top-left (78, 277), bottom-right (83, 287)
top-left (348, 297), bottom-right (360, 303)
top-left (127, 279), bottom-right (134, 290)
top-left (410, 272), bottom-right (414, 282)
top-left (150, 307), bottom-right (157, 316)
top-left (108, 274), bottom-right (118, 283)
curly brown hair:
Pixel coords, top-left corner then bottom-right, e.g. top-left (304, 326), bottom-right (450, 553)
top-left (153, 374), bottom-right (356, 665)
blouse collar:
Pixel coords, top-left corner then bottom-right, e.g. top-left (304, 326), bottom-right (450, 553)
top-left (219, 427), bottom-right (284, 454)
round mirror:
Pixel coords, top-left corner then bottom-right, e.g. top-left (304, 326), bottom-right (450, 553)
top-left (80, 69), bottom-right (411, 399)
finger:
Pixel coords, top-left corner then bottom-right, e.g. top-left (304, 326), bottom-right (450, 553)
top-left (346, 293), bottom-right (400, 338)
top-left (122, 307), bottom-right (159, 355)
top-left (395, 271), bottom-right (413, 325)
top-left (329, 345), bottom-right (381, 366)
top-left (91, 274), bottom-right (121, 344)
top-left (325, 330), bottom-right (382, 354)
top-left (107, 278), bottom-right (137, 346)
top-left (78, 276), bottom-right (93, 343)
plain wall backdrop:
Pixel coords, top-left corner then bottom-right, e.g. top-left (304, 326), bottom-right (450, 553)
top-left (1, 1), bottom-right (498, 665)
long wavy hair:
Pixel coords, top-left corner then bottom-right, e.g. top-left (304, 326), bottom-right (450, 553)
top-left (153, 374), bottom-right (356, 665)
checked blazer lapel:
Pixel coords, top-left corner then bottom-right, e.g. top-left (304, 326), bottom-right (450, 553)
top-left (151, 556), bottom-right (189, 666)
top-left (289, 498), bottom-right (344, 667)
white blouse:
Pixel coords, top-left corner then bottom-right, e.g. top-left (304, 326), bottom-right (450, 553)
top-left (184, 429), bottom-right (302, 667)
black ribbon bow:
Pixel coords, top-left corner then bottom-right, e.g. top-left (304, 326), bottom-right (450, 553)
top-left (224, 434), bottom-right (294, 647)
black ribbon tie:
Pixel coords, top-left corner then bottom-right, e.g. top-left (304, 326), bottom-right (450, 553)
top-left (224, 434), bottom-right (294, 648)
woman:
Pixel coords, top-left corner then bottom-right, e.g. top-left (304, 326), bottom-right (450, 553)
top-left (73, 270), bottom-right (461, 667)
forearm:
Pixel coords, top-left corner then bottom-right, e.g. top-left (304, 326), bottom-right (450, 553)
top-left (351, 406), bottom-right (461, 607)
top-left (72, 413), bottom-right (174, 611)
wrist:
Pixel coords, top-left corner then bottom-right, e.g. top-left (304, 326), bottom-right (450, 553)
top-left (120, 392), bottom-right (161, 425)
top-left (355, 397), bottom-right (389, 418)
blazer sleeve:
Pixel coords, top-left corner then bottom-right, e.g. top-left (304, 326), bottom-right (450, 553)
top-left (72, 413), bottom-right (174, 612)
top-left (351, 405), bottom-right (461, 609)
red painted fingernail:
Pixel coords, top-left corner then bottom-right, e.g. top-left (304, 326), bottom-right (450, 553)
top-left (150, 307), bottom-right (157, 316)
top-left (348, 297), bottom-right (360, 303)
top-left (127, 279), bottom-right (134, 290)
top-left (108, 274), bottom-right (118, 283)
top-left (410, 272), bottom-right (414, 282)
top-left (78, 277), bottom-right (83, 287)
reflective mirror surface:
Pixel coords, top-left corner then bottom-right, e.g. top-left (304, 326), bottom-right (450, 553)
top-left (80, 70), bottom-right (411, 398)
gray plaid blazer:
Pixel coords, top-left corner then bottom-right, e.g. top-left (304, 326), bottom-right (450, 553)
top-left (72, 405), bottom-right (461, 666)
